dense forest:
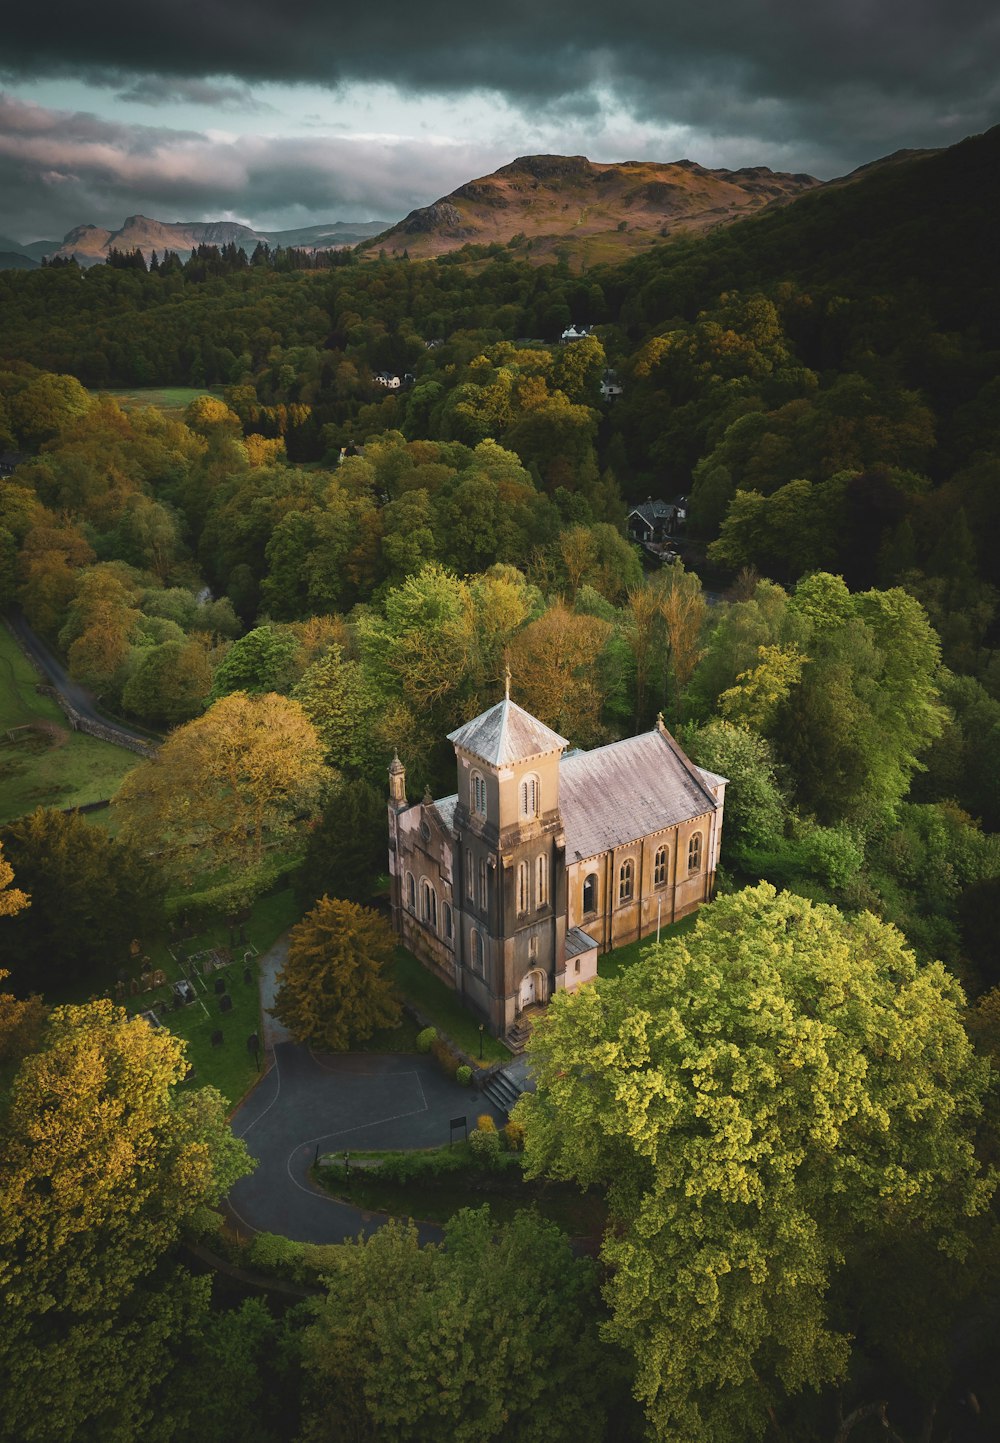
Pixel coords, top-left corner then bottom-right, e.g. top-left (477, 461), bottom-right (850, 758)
top-left (2, 122), bottom-right (1000, 1442)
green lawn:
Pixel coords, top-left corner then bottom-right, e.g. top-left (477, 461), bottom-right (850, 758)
top-left (95, 386), bottom-right (222, 416)
top-left (597, 912), bottom-right (701, 980)
top-left (0, 626), bottom-right (137, 823)
top-left (390, 948), bottom-right (509, 1064)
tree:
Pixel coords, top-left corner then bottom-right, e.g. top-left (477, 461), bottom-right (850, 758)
top-left (686, 719), bottom-right (786, 852)
top-left (0, 808), bottom-right (164, 995)
top-left (121, 637), bottom-right (214, 724)
top-left (0, 841), bottom-right (29, 917)
top-left (292, 644), bottom-right (383, 777)
top-left (517, 884), bottom-right (992, 1443)
top-left (300, 1209), bottom-right (613, 1443)
top-left (295, 781), bottom-right (387, 909)
top-left (658, 562), bottom-right (706, 715)
top-left (273, 897), bottom-right (400, 1050)
top-left (0, 1000), bottom-right (252, 1443)
top-left (209, 624), bottom-right (300, 700)
top-left (113, 692), bottom-right (328, 891)
top-left (508, 602), bottom-right (612, 745)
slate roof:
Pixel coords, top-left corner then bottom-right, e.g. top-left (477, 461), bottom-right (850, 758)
top-left (447, 698), bottom-right (568, 767)
top-left (560, 729), bottom-right (722, 861)
top-left (432, 793), bottom-right (458, 832)
top-left (565, 926), bottom-right (599, 958)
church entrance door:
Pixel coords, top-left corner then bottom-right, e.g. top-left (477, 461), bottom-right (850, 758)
top-left (520, 972), bottom-right (536, 1007)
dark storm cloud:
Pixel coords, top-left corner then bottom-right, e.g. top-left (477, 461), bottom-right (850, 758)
top-left (113, 76), bottom-right (274, 112)
top-left (0, 95), bottom-right (494, 241)
top-left (3, 0), bottom-right (1000, 160)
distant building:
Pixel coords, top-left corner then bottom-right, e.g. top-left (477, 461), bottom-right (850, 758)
top-left (560, 323), bottom-right (592, 342)
top-left (600, 368), bottom-right (623, 401)
top-left (388, 687), bottom-right (725, 1043)
top-left (627, 497), bottom-right (687, 544)
top-left (0, 452), bottom-right (27, 477)
top-left (373, 371), bottom-right (402, 388)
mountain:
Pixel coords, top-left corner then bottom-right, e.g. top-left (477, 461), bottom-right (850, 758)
top-left (41, 215), bottom-right (394, 266)
top-left (360, 154), bottom-right (821, 264)
top-left (0, 251), bottom-right (38, 271)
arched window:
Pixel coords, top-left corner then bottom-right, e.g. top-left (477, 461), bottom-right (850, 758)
top-left (654, 845), bottom-right (668, 887)
top-left (619, 858), bottom-right (634, 903)
top-left (582, 872), bottom-right (598, 914)
top-left (406, 872), bottom-right (415, 911)
top-left (472, 770), bottom-right (487, 817)
top-left (420, 879), bottom-right (437, 931)
top-left (688, 832), bottom-right (703, 872)
top-left (443, 902), bottom-right (453, 941)
top-left (520, 773), bottom-right (539, 818)
top-left (536, 854), bottom-right (548, 907)
top-left (517, 861), bottom-right (529, 914)
top-left (472, 928), bottom-right (485, 974)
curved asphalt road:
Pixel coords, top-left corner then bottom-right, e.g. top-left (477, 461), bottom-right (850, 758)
top-left (227, 1040), bottom-right (506, 1246)
top-left (5, 609), bottom-right (156, 749)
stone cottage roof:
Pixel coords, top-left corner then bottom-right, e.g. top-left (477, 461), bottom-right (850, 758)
top-left (447, 698), bottom-right (568, 768)
top-left (559, 728), bottom-right (722, 861)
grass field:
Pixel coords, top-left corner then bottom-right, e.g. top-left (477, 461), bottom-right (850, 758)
top-left (597, 911), bottom-right (701, 980)
top-left (94, 386), bottom-right (222, 416)
top-left (0, 626), bottom-right (137, 823)
top-left (120, 888), bottom-right (300, 1105)
top-left (390, 948), bottom-right (509, 1064)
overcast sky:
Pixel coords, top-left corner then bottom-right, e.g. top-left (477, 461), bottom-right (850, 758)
top-left (2, 1), bottom-right (999, 242)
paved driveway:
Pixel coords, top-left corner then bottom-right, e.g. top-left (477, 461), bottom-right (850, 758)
top-left (227, 1041), bottom-right (505, 1245)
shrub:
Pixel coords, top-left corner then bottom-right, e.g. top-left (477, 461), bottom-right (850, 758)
top-left (469, 1124), bottom-right (503, 1167)
top-left (377, 1148), bottom-right (467, 1184)
top-left (430, 1035), bottom-right (463, 1078)
top-left (456, 1064), bottom-right (472, 1086)
top-left (476, 1113), bottom-right (496, 1133)
top-left (416, 1026), bottom-right (437, 1053)
top-left (503, 1119), bottom-right (526, 1151)
top-left (248, 1231), bottom-right (307, 1281)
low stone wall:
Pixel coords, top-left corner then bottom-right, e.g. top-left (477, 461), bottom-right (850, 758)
top-left (34, 684), bottom-right (157, 758)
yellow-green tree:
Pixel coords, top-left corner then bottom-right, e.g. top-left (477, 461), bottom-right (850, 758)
top-left (0, 1000), bottom-right (251, 1443)
top-left (273, 897), bottom-right (400, 1050)
top-left (517, 884), bottom-right (993, 1443)
top-left (114, 691), bottom-right (328, 890)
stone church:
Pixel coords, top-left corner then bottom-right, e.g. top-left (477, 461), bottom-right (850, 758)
top-left (388, 686), bottom-right (726, 1041)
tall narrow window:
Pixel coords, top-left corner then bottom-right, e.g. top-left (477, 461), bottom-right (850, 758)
top-left (479, 857), bottom-right (488, 909)
top-left (688, 833), bottom-right (703, 872)
top-left (472, 770), bottom-right (487, 817)
top-left (444, 902), bottom-right (453, 941)
top-left (517, 861), bottom-right (529, 914)
top-left (520, 774), bottom-right (539, 818)
top-left (619, 858), bottom-right (633, 903)
top-left (466, 848), bottom-right (474, 899)
top-left (536, 854), bottom-right (548, 907)
top-left (472, 928), bottom-right (485, 974)
top-left (582, 872), bottom-right (598, 914)
top-left (420, 880), bottom-right (437, 930)
top-left (654, 845), bottom-right (668, 887)
top-left (406, 872), bottom-right (415, 911)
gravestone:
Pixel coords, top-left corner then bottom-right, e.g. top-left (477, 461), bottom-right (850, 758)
top-left (210, 1030), bottom-right (223, 1048)
top-left (243, 966), bottom-right (252, 985)
top-left (214, 977), bottom-right (226, 995)
top-left (219, 994), bottom-right (233, 1014)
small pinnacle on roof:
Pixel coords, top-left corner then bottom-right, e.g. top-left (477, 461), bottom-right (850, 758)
top-left (504, 665), bottom-right (512, 701)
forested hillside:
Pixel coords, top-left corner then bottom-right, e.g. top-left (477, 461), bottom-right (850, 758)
top-left (2, 122), bottom-right (1000, 1443)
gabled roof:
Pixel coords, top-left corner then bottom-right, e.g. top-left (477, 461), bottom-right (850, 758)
top-left (447, 698), bottom-right (568, 768)
top-left (431, 793), bottom-right (458, 833)
top-left (560, 728), bottom-right (723, 861)
top-left (628, 499), bottom-right (676, 523)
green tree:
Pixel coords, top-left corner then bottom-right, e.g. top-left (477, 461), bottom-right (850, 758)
top-left (210, 624), bottom-right (300, 700)
top-left (0, 1000), bottom-right (251, 1443)
top-left (273, 897), bottom-right (400, 1050)
top-left (292, 644), bottom-right (383, 777)
top-left (686, 719), bottom-right (786, 852)
top-left (517, 884), bottom-right (992, 1443)
top-left (295, 781), bottom-right (387, 909)
top-left (300, 1209), bottom-right (613, 1443)
top-left (0, 809), bottom-right (164, 995)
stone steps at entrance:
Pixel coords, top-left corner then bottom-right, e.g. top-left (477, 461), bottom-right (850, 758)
top-left (480, 1068), bottom-right (524, 1114)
